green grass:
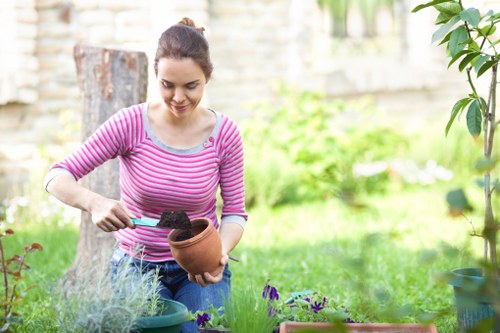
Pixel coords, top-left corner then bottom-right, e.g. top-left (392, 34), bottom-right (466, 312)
top-left (4, 183), bottom-right (485, 333)
top-left (231, 185), bottom-right (483, 333)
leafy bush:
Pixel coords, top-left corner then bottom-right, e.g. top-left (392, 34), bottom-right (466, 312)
top-left (242, 84), bottom-right (410, 207)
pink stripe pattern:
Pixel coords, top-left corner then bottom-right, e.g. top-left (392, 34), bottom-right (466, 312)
top-left (50, 103), bottom-right (247, 262)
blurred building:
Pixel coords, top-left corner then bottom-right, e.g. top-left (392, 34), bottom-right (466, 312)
top-left (0, 0), bottom-right (497, 197)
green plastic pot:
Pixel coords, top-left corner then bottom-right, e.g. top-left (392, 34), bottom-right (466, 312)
top-left (448, 267), bottom-right (500, 333)
top-left (133, 299), bottom-right (189, 333)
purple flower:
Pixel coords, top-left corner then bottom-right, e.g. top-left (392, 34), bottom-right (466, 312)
top-left (196, 312), bottom-right (211, 326)
top-left (262, 282), bottom-right (279, 301)
top-left (311, 301), bottom-right (324, 313)
top-left (344, 309), bottom-right (355, 323)
top-left (267, 305), bottom-right (277, 318)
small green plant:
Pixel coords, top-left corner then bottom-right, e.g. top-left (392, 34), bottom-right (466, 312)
top-left (54, 252), bottom-right (163, 333)
top-left (193, 286), bottom-right (278, 332)
top-left (262, 281), bottom-right (355, 325)
top-left (0, 224), bottom-right (43, 332)
top-left (193, 281), bottom-right (355, 332)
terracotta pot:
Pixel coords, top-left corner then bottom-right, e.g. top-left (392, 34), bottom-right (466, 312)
top-left (278, 322), bottom-right (439, 333)
top-left (168, 218), bottom-right (222, 275)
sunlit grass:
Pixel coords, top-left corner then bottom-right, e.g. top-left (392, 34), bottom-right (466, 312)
top-left (231, 185), bottom-right (482, 333)
top-left (3, 178), bottom-right (485, 333)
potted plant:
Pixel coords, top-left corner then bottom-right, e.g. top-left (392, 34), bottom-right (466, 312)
top-left (262, 282), bottom-right (438, 333)
top-left (412, 1), bottom-right (499, 332)
top-left (133, 298), bottom-right (188, 333)
top-left (53, 252), bottom-right (189, 333)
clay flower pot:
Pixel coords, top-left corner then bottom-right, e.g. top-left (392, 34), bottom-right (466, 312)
top-left (167, 218), bottom-right (222, 275)
top-left (278, 322), bottom-right (439, 333)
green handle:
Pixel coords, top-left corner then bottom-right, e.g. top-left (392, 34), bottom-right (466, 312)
top-left (131, 217), bottom-right (159, 227)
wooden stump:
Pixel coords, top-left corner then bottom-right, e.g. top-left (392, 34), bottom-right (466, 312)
top-left (69, 44), bottom-right (148, 275)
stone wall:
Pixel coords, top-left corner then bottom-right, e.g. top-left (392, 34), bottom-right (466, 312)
top-left (0, 0), bottom-right (497, 198)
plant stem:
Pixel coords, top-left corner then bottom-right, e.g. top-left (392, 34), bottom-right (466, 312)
top-left (0, 238), bottom-right (8, 319)
top-left (466, 68), bottom-right (479, 100)
top-left (484, 63), bottom-right (497, 275)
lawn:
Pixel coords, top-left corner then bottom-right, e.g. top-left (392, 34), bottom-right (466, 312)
top-left (4, 182), bottom-right (481, 333)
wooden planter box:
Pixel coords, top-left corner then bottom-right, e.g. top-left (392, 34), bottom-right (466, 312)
top-left (279, 322), bottom-right (438, 333)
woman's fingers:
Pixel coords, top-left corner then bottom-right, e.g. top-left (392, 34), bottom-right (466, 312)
top-left (91, 199), bottom-right (136, 231)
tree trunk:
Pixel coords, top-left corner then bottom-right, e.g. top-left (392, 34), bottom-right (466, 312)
top-left (68, 44), bottom-right (148, 276)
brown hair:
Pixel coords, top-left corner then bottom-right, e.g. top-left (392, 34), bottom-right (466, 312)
top-left (154, 17), bottom-right (213, 81)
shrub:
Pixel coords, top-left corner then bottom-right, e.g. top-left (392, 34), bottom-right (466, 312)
top-left (242, 84), bottom-right (410, 207)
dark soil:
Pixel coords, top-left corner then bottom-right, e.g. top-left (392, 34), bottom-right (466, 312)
top-left (158, 210), bottom-right (193, 240)
top-left (175, 230), bottom-right (194, 241)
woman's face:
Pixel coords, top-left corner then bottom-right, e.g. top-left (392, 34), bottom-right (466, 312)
top-left (156, 57), bottom-right (207, 117)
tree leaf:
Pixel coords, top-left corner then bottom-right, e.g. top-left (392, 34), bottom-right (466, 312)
top-left (432, 15), bottom-right (461, 43)
top-left (474, 157), bottom-right (495, 173)
top-left (412, 0), bottom-right (457, 13)
top-left (447, 49), bottom-right (472, 68)
top-left (458, 52), bottom-right (480, 71)
top-left (460, 8), bottom-right (481, 27)
top-left (438, 31), bottom-right (452, 45)
top-left (435, 2), bottom-right (462, 16)
top-left (446, 188), bottom-right (473, 215)
top-left (466, 100), bottom-right (482, 138)
top-left (449, 25), bottom-right (469, 57)
top-left (479, 24), bottom-right (496, 37)
top-left (477, 60), bottom-right (497, 77)
top-left (435, 2), bottom-right (463, 24)
top-left (446, 97), bottom-right (471, 136)
top-left (474, 54), bottom-right (490, 73)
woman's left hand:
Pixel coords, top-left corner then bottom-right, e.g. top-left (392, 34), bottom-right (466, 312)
top-left (188, 253), bottom-right (228, 287)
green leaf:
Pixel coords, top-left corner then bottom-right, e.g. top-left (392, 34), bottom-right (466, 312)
top-left (477, 60), bottom-right (497, 77)
top-left (449, 25), bottom-right (469, 56)
top-left (458, 52), bottom-right (480, 71)
top-left (412, 0), bottom-right (457, 13)
top-left (466, 100), bottom-right (482, 138)
top-left (479, 24), bottom-right (496, 37)
top-left (486, 12), bottom-right (500, 21)
top-left (445, 97), bottom-right (471, 136)
top-left (460, 8), bottom-right (481, 27)
top-left (435, 2), bottom-right (462, 24)
top-left (474, 54), bottom-right (490, 73)
top-left (448, 49), bottom-right (473, 68)
top-left (432, 15), bottom-right (461, 43)
top-left (446, 188), bottom-right (472, 214)
top-left (474, 157), bottom-right (495, 173)
top-left (434, 2), bottom-right (462, 16)
top-left (438, 31), bottom-right (452, 45)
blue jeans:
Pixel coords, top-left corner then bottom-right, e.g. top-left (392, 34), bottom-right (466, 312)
top-left (110, 248), bottom-right (231, 333)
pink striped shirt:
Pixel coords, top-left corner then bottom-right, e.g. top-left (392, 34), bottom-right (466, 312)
top-left (48, 103), bottom-right (247, 262)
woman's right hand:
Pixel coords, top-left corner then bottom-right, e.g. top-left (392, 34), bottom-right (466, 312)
top-left (89, 197), bottom-right (136, 232)
top-left (45, 172), bottom-right (135, 232)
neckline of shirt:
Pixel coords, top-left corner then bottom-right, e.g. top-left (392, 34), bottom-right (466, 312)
top-left (142, 103), bottom-right (221, 154)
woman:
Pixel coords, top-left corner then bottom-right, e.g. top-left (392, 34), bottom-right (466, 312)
top-left (44, 17), bottom-right (247, 332)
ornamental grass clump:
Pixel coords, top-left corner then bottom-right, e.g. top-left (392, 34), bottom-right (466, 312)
top-left (53, 252), bottom-right (163, 333)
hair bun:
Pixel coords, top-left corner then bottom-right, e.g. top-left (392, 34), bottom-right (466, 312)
top-left (179, 17), bottom-right (205, 35)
